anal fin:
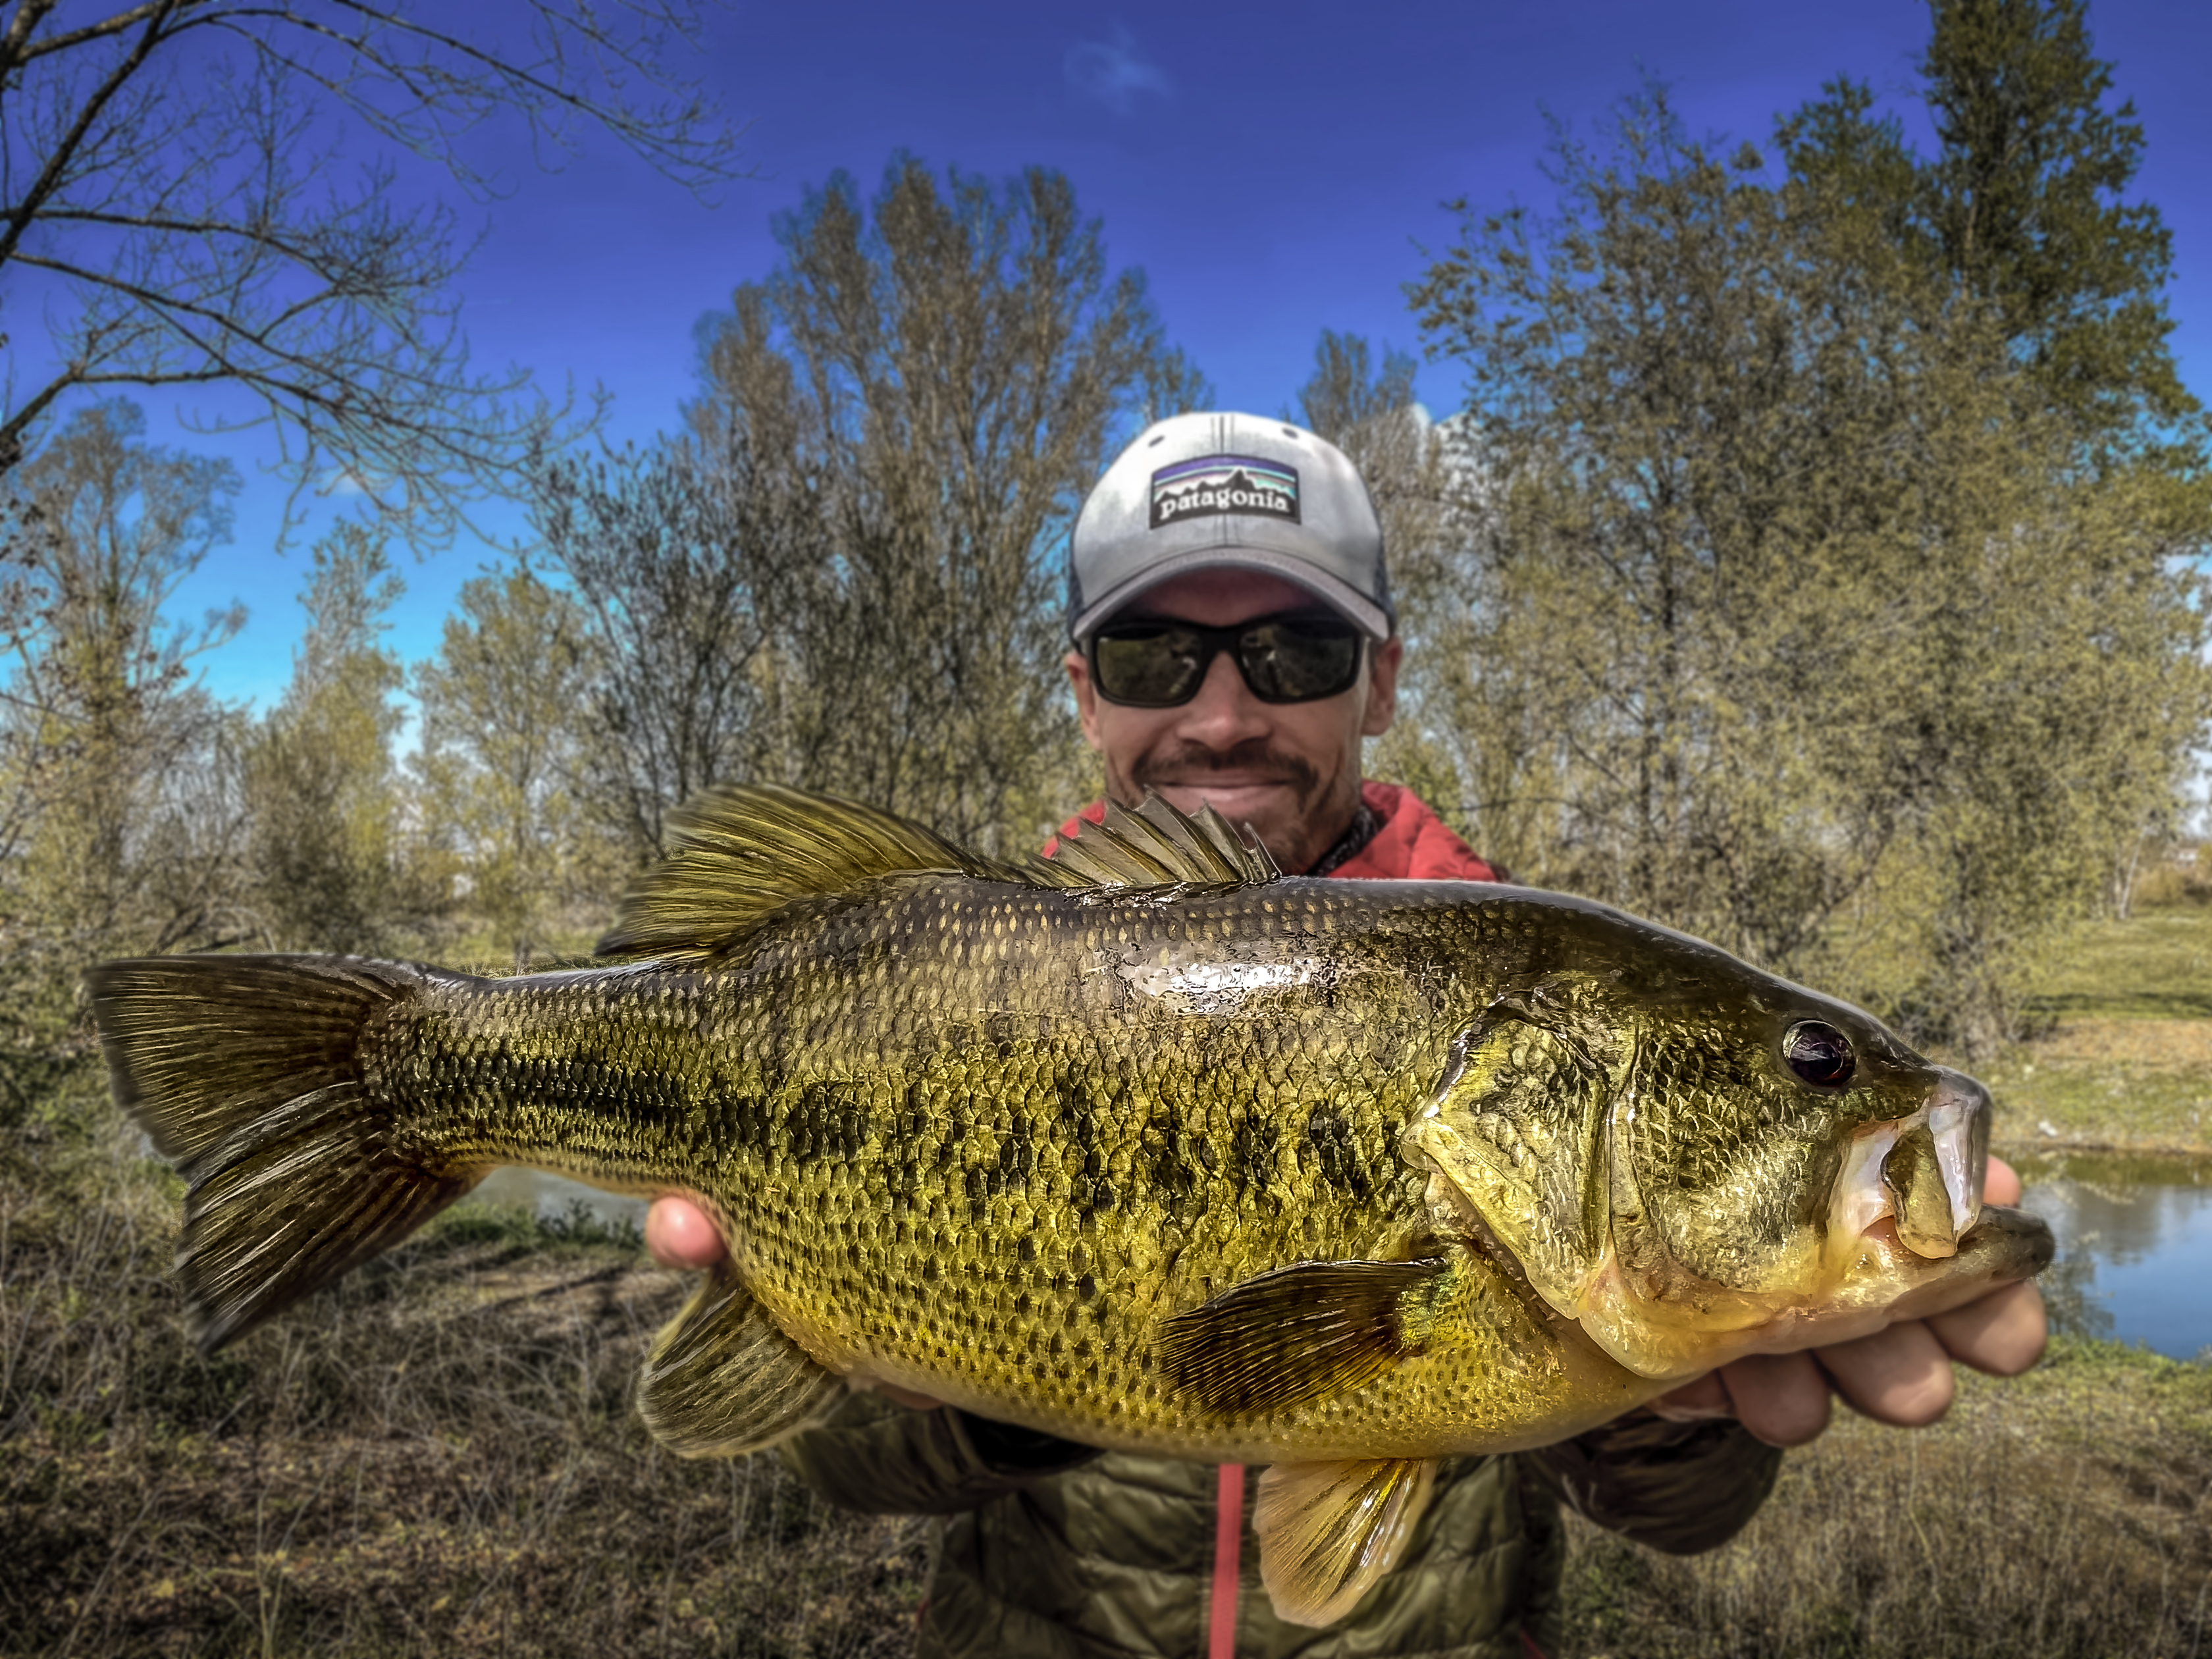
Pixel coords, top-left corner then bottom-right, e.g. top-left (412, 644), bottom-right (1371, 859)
top-left (638, 1262), bottom-right (842, 1457)
top-left (1255, 1457), bottom-right (1440, 1628)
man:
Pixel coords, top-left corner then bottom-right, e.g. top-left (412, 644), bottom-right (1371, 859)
top-left (645, 413), bottom-right (2046, 1657)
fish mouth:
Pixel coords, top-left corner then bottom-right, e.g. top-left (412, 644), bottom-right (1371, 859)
top-left (1542, 1066), bottom-right (2045, 1380)
top-left (1828, 1067), bottom-right (1991, 1263)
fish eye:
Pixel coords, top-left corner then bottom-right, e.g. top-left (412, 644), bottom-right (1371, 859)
top-left (1783, 1020), bottom-right (1855, 1088)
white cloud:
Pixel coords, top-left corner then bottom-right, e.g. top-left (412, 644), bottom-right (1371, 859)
top-left (1064, 26), bottom-right (1171, 115)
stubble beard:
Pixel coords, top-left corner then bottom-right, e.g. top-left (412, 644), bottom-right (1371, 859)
top-left (1112, 737), bottom-right (1357, 874)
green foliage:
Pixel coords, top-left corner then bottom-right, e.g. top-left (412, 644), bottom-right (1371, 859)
top-left (684, 157), bottom-right (1208, 855)
top-left (536, 160), bottom-right (1205, 864)
top-left (0, 402), bottom-right (248, 1143)
top-left (1407, 85), bottom-right (2209, 1058)
top-left (1781, 0), bottom-right (2207, 488)
top-left (242, 523), bottom-right (427, 953)
top-left (413, 568), bottom-right (596, 969)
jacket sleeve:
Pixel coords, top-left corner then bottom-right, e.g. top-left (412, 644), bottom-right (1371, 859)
top-left (777, 1390), bottom-right (1103, 1517)
top-left (1523, 1409), bottom-right (1782, 1555)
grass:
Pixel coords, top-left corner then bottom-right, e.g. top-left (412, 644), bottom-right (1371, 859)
top-left (1972, 900), bottom-right (2212, 1157)
top-left (0, 1153), bottom-right (927, 1656)
top-left (1562, 1337), bottom-right (2211, 1658)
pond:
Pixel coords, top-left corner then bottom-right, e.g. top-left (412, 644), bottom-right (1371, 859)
top-left (469, 1167), bottom-right (650, 1235)
top-left (463, 1156), bottom-right (2212, 1361)
top-left (2017, 1152), bottom-right (2212, 1360)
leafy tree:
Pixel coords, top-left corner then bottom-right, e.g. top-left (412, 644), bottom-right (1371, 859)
top-left (242, 521), bottom-right (421, 951)
top-left (648, 157), bottom-right (1206, 853)
top-left (0, 399), bottom-right (247, 1126)
top-left (0, 1), bottom-right (739, 536)
top-left (1410, 86), bottom-right (2209, 1057)
top-left (1781, 0), bottom-right (2203, 470)
top-left (412, 566), bottom-right (591, 968)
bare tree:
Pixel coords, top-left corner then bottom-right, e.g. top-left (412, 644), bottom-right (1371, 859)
top-left (0, 1), bottom-right (740, 538)
top-left (533, 435), bottom-right (782, 860)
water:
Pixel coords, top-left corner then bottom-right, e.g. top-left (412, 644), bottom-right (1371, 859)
top-left (468, 1167), bottom-right (650, 1234)
top-left (2018, 1154), bottom-right (2212, 1359)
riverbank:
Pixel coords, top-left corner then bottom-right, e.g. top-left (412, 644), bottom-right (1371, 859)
top-left (1981, 902), bottom-right (2212, 1159)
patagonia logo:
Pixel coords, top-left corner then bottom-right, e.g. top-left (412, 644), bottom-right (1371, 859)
top-left (1149, 454), bottom-right (1300, 529)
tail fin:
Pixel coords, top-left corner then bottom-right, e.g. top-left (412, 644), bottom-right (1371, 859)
top-left (86, 955), bottom-right (477, 1352)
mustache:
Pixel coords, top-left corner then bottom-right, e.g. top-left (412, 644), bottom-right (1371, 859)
top-left (1127, 739), bottom-right (1321, 802)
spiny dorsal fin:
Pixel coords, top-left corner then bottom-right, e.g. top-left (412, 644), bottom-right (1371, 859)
top-left (598, 785), bottom-right (1281, 962)
top-left (1047, 792), bottom-right (1280, 889)
top-left (598, 784), bottom-right (1043, 961)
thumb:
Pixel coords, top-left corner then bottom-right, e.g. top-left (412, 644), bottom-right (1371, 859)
top-left (645, 1194), bottom-right (729, 1269)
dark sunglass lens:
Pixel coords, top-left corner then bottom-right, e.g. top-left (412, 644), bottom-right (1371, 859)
top-left (1093, 627), bottom-right (1207, 706)
top-left (1240, 619), bottom-right (1361, 702)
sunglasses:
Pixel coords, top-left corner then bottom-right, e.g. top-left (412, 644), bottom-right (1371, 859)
top-left (1086, 610), bottom-right (1366, 708)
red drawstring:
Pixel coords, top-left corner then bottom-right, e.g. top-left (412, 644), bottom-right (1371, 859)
top-left (1208, 1463), bottom-right (1244, 1659)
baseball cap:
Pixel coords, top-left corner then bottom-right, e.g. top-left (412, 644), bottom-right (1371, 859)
top-left (1066, 412), bottom-right (1394, 641)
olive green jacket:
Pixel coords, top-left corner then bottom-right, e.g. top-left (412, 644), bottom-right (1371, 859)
top-left (782, 1397), bottom-right (1779, 1658)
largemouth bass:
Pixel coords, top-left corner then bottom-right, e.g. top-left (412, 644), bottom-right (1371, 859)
top-left (88, 787), bottom-right (2052, 1626)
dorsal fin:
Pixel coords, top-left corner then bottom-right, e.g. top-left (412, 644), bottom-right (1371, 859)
top-left (597, 784), bottom-right (1039, 960)
top-left (1048, 793), bottom-right (1281, 888)
top-left (596, 785), bottom-right (1280, 962)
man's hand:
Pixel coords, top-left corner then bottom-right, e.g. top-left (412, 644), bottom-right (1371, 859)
top-left (1648, 1154), bottom-right (2048, 1445)
top-left (645, 1192), bottom-right (728, 1271)
top-left (645, 1157), bottom-right (2051, 1441)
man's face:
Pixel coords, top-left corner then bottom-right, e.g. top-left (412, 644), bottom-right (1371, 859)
top-left (1064, 570), bottom-right (1402, 874)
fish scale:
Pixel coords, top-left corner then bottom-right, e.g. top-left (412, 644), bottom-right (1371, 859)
top-left (86, 784), bottom-right (2052, 1629)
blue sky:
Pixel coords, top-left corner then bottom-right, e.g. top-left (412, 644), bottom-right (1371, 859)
top-left (33, 0), bottom-right (2212, 709)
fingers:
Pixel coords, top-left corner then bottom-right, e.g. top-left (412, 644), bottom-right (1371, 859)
top-left (1648, 1371), bottom-right (1733, 1423)
top-left (645, 1195), bottom-right (729, 1269)
top-left (1927, 1278), bottom-right (2047, 1376)
top-left (1985, 1153), bottom-right (2023, 1208)
top-left (1716, 1350), bottom-right (1833, 1446)
top-left (876, 1383), bottom-right (948, 1411)
top-left (1816, 1318), bottom-right (1955, 1427)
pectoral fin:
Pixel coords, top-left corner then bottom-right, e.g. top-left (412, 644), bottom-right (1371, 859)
top-left (1255, 1456), bottom-right (1439, 1627)
top-left (637, 1262), bottom-right (841, 1456)
top-left (1155, 1258), bottom-right (1450, 1418)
